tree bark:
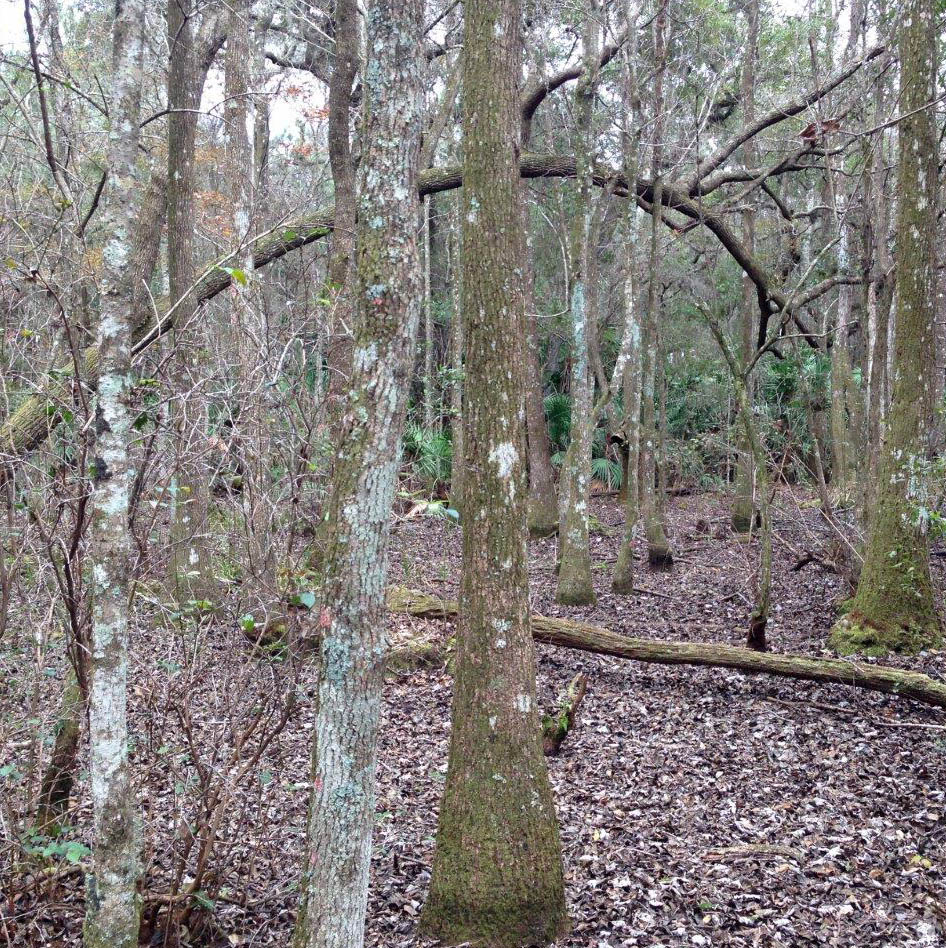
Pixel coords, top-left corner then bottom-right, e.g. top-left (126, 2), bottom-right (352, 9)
top-left (830, 0), bottom-right (942, 655)
top-left (291, 1), bottom-right (425, 945)
top-left (612, 0), bottom-right (644, 595)
top-left (388, 588), bottom-right (946, 712)
top-left (225, 0), bottom-right (277, 612)
top-left (83, 1), bottom-right (146, 943)
top-left (731, 0), bottom-right (760, 534)
top-left (641, 0), bottom-right (673, 569)
top-left (167, 0), bottom-right (212, 602)
top-left (557, 0), bottom-right (600, 606)
top-left (323, 0), bottom-right (359, 426)
top-left (421, 0), bottom-right (567, 942)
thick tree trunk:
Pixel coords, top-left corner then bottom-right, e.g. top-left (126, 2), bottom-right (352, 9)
top-left (557, 0), bottom-right (600, 607)
top-left (83, 1), bottom-right (146, 944)
top-left (830, 0), bottom-right (942, 655)
top-left (388, 588), bottom-right (946, 711)
top-left (421, 0), bottom-right (567, 942)
top-left (291, 2), bottom-right (424, 946)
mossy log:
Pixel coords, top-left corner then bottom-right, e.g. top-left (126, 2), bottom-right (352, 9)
top-left (386, 587), bottom-right (946, 711)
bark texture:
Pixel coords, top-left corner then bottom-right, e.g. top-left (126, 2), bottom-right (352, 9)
top-left (291, 1), bottom-right (424, 945)
top-left (83, 1), bottom-right (146, 943)
top-left (421, 1), bottom-right (567, 942)
top-left (557, 0), bottom-right (600, 606)
top-left (830, 0), bottom-right (941, 655)
top-left (324, 0), bottom-right (359, 425)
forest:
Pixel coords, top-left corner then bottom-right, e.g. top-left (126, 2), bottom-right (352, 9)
top-left (0, 0), bottom-right (945, 945)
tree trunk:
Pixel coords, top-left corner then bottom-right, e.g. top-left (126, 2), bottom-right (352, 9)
top-left (830, 0), bottom-right (941, 655)
top-left (225, 0), bottom-right (277, 613)
top-left (612, 0), bottom-right (644, 595)
top-left (36, 667), bottom-right (82, 835)
top-left (421, 0), bottom-right (567, 941)
top-left (167, 0), bottom-right (212, 602)
top-left (83, 1), bottom-right (146, 943)
top-left (448, 195), bottom-right (465, 516)
top-left (523, 208), bottom-right (559, 538)
top-left (422, 195), bottom-right (437, 429)
top-left (389, 587), bottom-right (946, 710)
top-left (291, 1), bottom-right (424, 945)
top-left (641, 0), bottom-right (673, 568)
top-left (556, 0), bottom-right (600, 607)
top-left (731, 0), bottom-right (760, 533)
top-left (323, 0), bottom-right (359, 428)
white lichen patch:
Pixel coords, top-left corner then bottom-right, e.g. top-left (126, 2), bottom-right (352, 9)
top-left (488, 441), bottom-right (518, 479)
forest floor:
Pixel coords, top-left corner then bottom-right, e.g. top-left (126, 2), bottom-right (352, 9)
top-left (3, 488), bottom-right (946, 947)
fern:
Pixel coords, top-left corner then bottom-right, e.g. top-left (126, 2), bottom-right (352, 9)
top-left (544, 393), bottom-right (572, 450)
top-left (591, 456), bottom-right (622, 490)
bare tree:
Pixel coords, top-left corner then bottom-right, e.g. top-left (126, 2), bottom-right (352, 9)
top-left (83, 0), bottom-right (147, 943)
top-left (292, 0), bottom-right (425, 944)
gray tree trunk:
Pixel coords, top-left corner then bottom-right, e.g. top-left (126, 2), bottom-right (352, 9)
top-left (556, 0), bottom-right (600, 606)
top-left (83, 1), bottom-right (146, 944)
top-left (291, 1), bottom-right (425, 945)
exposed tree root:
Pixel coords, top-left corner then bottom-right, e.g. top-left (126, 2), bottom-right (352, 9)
top-left (386, 587), bottom-right (946, 711)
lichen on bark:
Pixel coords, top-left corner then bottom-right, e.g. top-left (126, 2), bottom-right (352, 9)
top-left (292, 2), bottom-right (425, 946)
top-left (421, 0), bottom-right (567, 942)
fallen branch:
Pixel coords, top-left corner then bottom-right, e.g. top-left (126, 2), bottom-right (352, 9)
top-left (542, 673), bottom-right (588, 755)
top-left (386, 587), bottom-right (946, 712)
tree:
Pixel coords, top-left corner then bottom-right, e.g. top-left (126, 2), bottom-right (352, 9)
top-left (166, 0), bottom-right (212, 601)
top-left (421, 0), bottom-right (567, 941)
top-left (291, 0), bottom-right (425, 944)
top-left (83, 0), bottom-right (147, 943)
top-left (556, 0), bottom-right (601, 606)
top-left (829, 0), bottom-right (941, 655)
top-left (640, 0), bottom-right (673, 568)
top-left (322, 0), bottom-right (359, 429)
top-left (612, 0), bottom-right (644, 595)
top-left (730, 0), bottom-right (760, 534)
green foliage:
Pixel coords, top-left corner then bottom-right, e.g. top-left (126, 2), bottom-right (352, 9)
top-left (591, 456), bottom-right (622, 490)
top-left (543, 393), bottom-right (572, 451)
top-left (402, 423), bottom-right (453, 493)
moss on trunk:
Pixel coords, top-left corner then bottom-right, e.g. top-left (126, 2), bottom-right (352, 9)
top-left (829, 0), bottom-right (941, 656)
top-left (421, 0), bottom-right (567, 941)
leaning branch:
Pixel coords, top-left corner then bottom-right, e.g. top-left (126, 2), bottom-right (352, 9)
top-left (0, 154), bottom-right (847, 472)
top-left (684, 45), bottom-right (885, 194)
top-left (386, 588), bottom-right (946, 712)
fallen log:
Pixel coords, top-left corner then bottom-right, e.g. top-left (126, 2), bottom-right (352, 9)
top-left (386, 587), bottom-right (946, 712)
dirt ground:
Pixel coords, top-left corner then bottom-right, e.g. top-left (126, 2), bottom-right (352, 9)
top-left (3, 488), bottom-right (945, 946)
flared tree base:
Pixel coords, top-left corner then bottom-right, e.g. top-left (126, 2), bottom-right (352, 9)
top-left (420, 892), bottom-right (568, 948)
top-left (830, 610), bottom-right (941, 657)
